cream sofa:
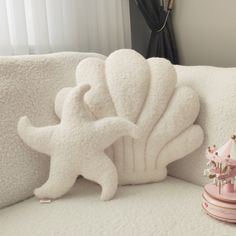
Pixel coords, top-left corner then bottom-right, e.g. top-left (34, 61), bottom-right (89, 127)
top-left (0, 52), bottom-right (236, 236)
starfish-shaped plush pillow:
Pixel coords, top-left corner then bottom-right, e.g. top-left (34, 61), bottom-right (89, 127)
top-left (17, 84), bottom-right (139, 201)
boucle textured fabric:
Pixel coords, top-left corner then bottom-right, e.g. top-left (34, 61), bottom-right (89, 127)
top-left (0, 52), bottom-right (104, 208)
top-left (18, 85), bottom-right (139, 201)
top-left (0, 177), bottom-right (235, 236)
top-left (55, 49), bottom-right (204, 185)
top-left (169, 65), bottom-right (236, 186)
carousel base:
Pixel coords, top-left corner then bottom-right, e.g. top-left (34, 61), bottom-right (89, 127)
top-left (202, 184), bottom-right (236, 223)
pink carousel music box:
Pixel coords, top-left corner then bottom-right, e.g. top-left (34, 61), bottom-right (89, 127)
top-left (202, 135), bottom-right (236, 223)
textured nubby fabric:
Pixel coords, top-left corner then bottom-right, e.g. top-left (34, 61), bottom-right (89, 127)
top-left (18, 85), bottom-right (139, 201)
top-left (55, 49), bottom-right (204, 185)
top-left (0, 52), bottom-right (105, 208)
top-left (0, 50), bottom-right (204, 208)
top-left (0, 177), bottom-right (235, 236)
top-left (169, 65), bottom-right (236, 186)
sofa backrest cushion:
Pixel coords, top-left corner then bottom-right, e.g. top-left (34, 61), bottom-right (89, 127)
top-left (168, 65), bottom-right (236, 186)
top-left (0, 52), bottom-right (104, 208)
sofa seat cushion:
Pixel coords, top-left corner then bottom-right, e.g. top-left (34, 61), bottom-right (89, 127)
top-left (0, 177), bottom-right (235, 236)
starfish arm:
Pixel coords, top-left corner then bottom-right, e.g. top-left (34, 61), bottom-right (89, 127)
top-left (81, 153), bottom-right (118, 201)
top-left (61, 84), bottom-right (95, 124)
top-left (54, 87), bottom-right (72, 119)
top-left (34, 156), bottom-right (78, 200)
top-left (17, 116), bottom-right (56, 156)
top-left (94, 117), bottom-right (140, 150)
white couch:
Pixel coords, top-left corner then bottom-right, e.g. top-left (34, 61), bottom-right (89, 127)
top-left (0, 52), bottom-right (236, 236)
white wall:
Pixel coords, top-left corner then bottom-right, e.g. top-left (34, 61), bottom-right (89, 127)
top-left (173, 0), bottom-right (236, 67)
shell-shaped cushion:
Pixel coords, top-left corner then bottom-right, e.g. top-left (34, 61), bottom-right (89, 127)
top-left (55, 49), bottom-right (204, 185)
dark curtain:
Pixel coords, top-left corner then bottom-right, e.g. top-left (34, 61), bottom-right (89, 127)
top-left (136, 0), bottom-right (179, 64)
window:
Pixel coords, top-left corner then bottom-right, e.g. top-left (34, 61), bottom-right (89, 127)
top-left (0, 0), bottom-right (131, 56)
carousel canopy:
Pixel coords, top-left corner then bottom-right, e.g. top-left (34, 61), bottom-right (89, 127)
top-left (213, 135), bottom-right (236, 164)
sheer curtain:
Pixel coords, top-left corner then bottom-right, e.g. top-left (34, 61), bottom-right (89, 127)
top-left (0, 0), bottom-right (131, 56)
